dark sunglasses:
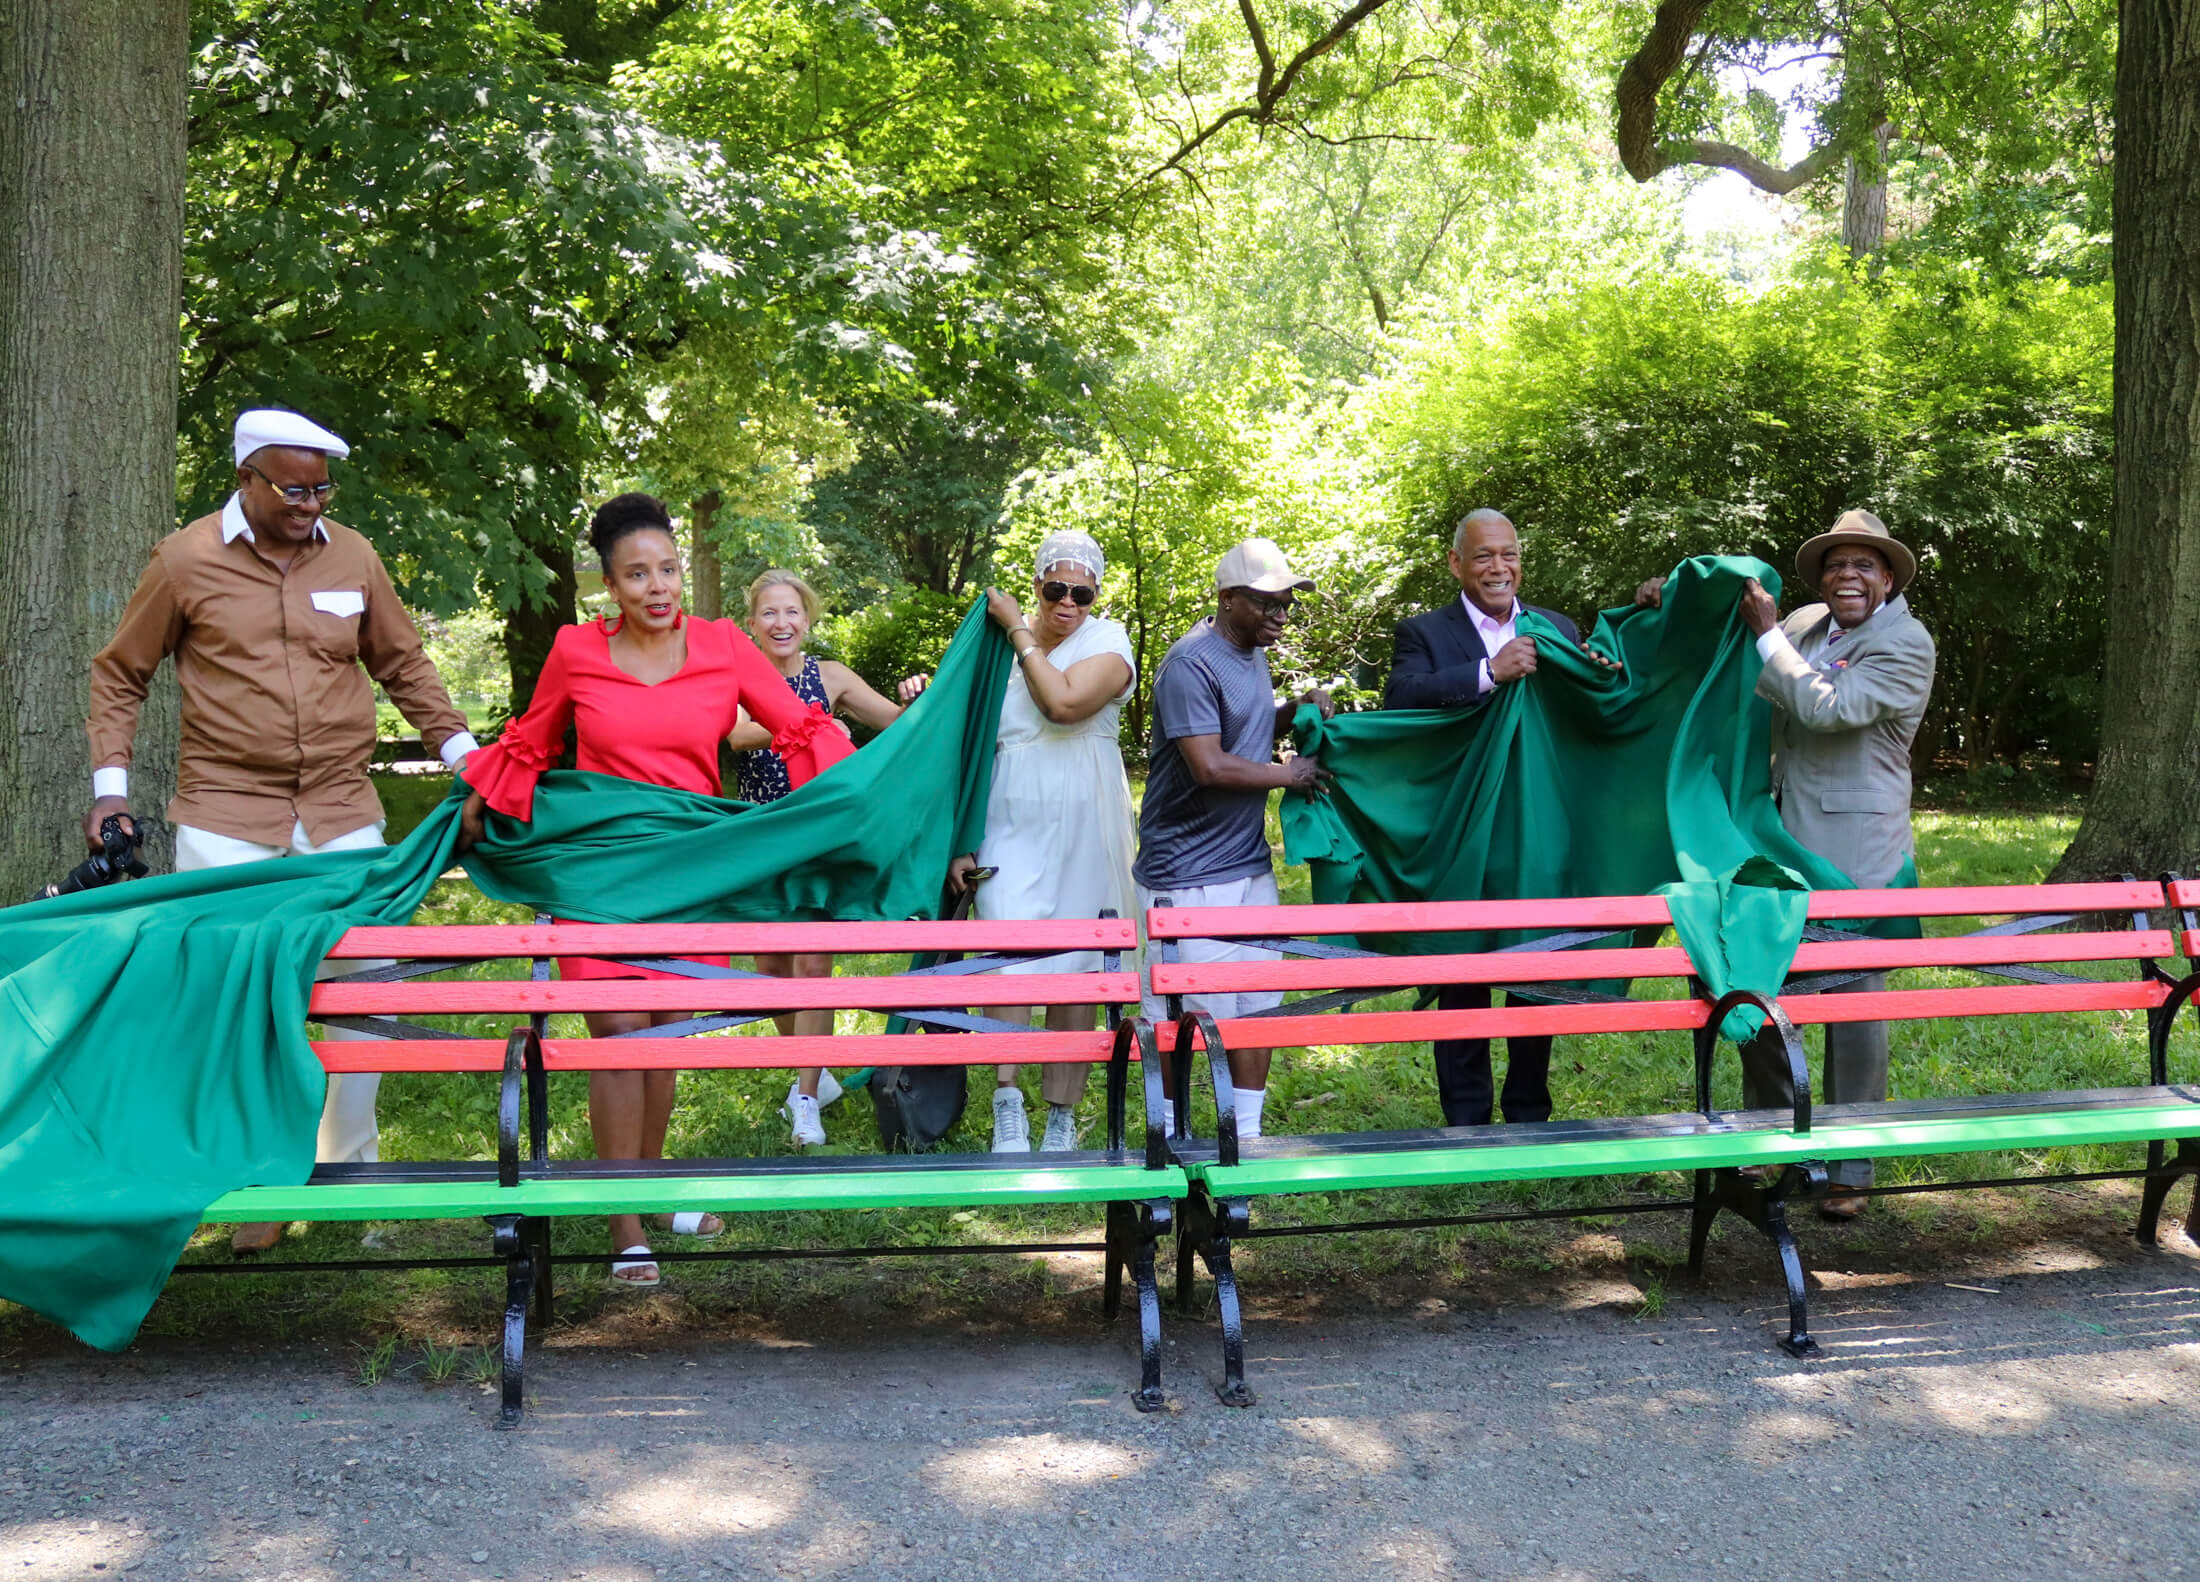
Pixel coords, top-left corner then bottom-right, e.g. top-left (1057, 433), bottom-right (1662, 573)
top-left (1040, 581), bottom-right (1096, 607)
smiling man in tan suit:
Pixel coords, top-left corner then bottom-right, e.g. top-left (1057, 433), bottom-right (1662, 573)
top-left (1638, 511), bottom-right (1937, 1218)
top-left (1739, 510), bottom-right (1936, 1218)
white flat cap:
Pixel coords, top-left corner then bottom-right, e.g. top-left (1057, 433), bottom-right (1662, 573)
top-left (233, 408), bottom-right (350, 467)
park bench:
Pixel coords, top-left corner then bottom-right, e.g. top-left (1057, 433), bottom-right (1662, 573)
top-left (188, 916), bottom-right (1184, 1425)
top-left (1145, 880), bottom-right (2200, 1404)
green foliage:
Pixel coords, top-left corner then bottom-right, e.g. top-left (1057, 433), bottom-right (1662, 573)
top-left (180, 1), bottom-right (781, 617)
top-left (818, 586), bottom-right (975, 699)
top-left (1384, 261), bottom-right (2112, 770)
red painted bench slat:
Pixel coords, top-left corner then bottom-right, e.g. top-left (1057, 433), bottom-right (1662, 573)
top-left (1144, 882), bottom-right (2165, 941)
top-left (1150, 931), bottom-right (2169, 996)
top-left (2166, 878), bottom-right (2200, 910)
top-left (325, 918), bottom-right (1137, 958)
top-left (312, 1029), bottom-right (1125, 1073)
top-left (309, 970), bottom-right (1142, 1016)
top-left (1149, 978), bottom-right (2167, 1053)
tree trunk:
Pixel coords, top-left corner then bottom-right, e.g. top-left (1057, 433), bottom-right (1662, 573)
top-left (0, 0), bottom-right (187, 893)
top-left (1841, 122), bottom-right (1892, 263)
top-left (689, 490), bottom-right (723, 620)
top-left (499, 535), bottom-right (578, 722)
top-left (2052, 0), bottom-right (2200, 882)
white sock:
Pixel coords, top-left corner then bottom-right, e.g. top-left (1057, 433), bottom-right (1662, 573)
top-left (1236, 1087), bottom-right (1266, 1140)
top-left (1158, 1098), bottom-right (1176, 1136)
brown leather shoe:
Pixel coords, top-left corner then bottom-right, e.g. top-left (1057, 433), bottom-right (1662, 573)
top-left (1817, 1186), bottom-right (1866, 1222)
top-left (230, 1221), bottom-right (285, 1254)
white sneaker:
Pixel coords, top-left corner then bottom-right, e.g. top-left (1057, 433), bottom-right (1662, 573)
top-left (1040, 1104), bottom-right (1079, 1153)
top-left (787, 1073), bottom-right (844, 1114)
top-left (991, 1087), bottom-right (1030, 1153)
top-left (787, 1092), bottom-right (826, 1148)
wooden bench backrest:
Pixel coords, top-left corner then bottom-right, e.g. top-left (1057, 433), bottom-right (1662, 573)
top-left (310, 917), bottom-right (1139, 1075)
top-left (2168, 877), bottom-right (2200, 958)
top-left (1144, 881), bottom-right (2172, 1053)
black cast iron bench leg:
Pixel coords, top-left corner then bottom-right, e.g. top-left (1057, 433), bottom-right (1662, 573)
top-left (1176, 1180), bottom-right (1253, 1407)
top-left (1132, 1199), bottom-right (1171, 1412)
top-left (487, 1215), bottom-right (534, 1428)
top-left (1688, 1162), bottom-right (1828, 1357)
top-left (1102, 1201), bottom-right (1129, 1321)
top-left (2138, 1137), bottom-right (2200, 1247)
top-left (526, 1215), bottom-right (554, 1328)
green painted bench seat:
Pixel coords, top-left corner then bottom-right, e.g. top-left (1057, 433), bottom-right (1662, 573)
top-left (204, 1156), bottom-right (1189, 1222)
top-left (1184, 1089), bottom-right (2200, 1199)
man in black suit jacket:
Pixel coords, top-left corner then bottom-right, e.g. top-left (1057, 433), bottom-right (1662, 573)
top-left (1384, 508), bottom-right (1579, 1127)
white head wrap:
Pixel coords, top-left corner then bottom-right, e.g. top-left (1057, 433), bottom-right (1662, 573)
top-left (1035, 530), bottom-right (1104, 585)
top-left (233, 408), bottom-right (350, 467)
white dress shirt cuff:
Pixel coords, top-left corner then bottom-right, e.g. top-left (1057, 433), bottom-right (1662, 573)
top-left (440, 731), bottom-right (480, 767)
top-left (1755, 628), bottom-right (1793, 663)
top-left (1476, 659), bottom-right (1494, 696)
top-left (92, 767), bottom-right (129, 800)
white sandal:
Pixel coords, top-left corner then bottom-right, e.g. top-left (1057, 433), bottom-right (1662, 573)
top-left (609, 1245), bottom-right (660, 1288)
top-left (654, 1212), bottom-right (723, 1239)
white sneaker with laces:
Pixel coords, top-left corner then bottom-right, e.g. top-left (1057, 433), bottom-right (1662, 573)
top-left (1040, 1104), bottom-right (1079, 1152)
top-left (991, 1087), bottom-right (1031, 1153)
top-left (787, 1092), bottom-right (826, 1148)
top-left (787, 1072), bottom-right (844, 1115)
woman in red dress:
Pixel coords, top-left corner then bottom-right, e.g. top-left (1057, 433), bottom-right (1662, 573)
top-left (458, 493), bottom-right (853, 1287)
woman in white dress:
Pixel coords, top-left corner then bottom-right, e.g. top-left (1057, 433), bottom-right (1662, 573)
top-left (946, 531), bottom-right (1138, 1153)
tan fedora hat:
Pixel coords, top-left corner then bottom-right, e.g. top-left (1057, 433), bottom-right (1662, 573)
top-left (1795, 508), bottom-right (1917, 595)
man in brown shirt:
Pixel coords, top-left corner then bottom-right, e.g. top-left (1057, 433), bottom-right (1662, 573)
top-left (86, 408), bottom-right (478, 1250)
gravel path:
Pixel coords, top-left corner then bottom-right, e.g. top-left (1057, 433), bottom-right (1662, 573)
top-left (5, 1235), bottom-right (2198, 1582)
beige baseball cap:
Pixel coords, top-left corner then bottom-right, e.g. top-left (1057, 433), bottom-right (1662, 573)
top-left (1214, 537), bottom-right (1315, 594)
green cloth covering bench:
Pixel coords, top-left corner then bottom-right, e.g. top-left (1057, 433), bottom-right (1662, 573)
top-left (1145, 881), bottom-right (2200, 1404)
top-left (194, 914), bottom-right (1183, 1424)
top-left (0, 600), bottom-right (1014, 1356)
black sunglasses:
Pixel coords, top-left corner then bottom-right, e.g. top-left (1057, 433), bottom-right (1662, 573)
top-left (1040, 581), bottom-right (1096, 607)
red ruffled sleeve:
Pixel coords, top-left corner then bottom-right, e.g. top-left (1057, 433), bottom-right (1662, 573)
top-left (720, 622), bottom-right (855, 789)
top-left (460, 629), bottom-right (577, 821)
top-left (767, 706), bottom-right (856, 787)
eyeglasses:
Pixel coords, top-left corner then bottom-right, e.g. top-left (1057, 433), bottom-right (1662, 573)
top-left (1229, 588), bottom-right (1296, 620)
top-left (1040, 581), bottom-right (1096, 607)
top-left (245, 464), bottom-right (336, 508)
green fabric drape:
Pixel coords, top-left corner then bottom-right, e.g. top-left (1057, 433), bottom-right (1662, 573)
top-left (1280, 556), bottom-right (1906, 1037)
top-left (0, 603), bottom-right (1010, 1352)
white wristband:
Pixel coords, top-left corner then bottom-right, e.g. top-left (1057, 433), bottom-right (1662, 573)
top-left (440, 731), bottom-right (481, 767)
top-left (92, 766), bottom-right (129, 800)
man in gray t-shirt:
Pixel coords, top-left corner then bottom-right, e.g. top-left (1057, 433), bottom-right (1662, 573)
top-left (1136, 537), bottom-right (1331, 1142)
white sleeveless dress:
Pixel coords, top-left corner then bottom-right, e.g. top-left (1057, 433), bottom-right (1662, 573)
top-left (974, 615), bottom-right (1139, 975)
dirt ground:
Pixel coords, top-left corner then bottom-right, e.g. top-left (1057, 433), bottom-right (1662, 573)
top-left (5, 1203), bottom-right (2199, 1582)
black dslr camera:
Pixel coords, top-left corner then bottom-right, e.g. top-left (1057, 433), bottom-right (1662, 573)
top-left (32, 815), bottom-right (149, 902)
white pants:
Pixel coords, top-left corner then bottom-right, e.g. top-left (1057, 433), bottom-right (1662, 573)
top-left (1137, 871), bottom-right (1286, 1023)
top-left (174, 819), bottom-right (388, 1165)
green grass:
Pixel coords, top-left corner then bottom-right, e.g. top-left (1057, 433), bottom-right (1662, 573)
top-left (6, 785), bottom-right (2192, 1353)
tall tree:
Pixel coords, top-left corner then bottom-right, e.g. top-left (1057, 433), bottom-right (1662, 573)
top-left (0, 0), bottom-right (188, 896)
top-left (2052, 0), bottom-right (2200, 880)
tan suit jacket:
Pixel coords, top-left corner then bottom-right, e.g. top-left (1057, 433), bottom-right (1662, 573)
top-left (1755, 593), bottom-right (1937, 888)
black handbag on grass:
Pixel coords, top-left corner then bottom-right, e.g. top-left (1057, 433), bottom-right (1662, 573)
top-left (869, 870), bottom-right (993, 1152)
